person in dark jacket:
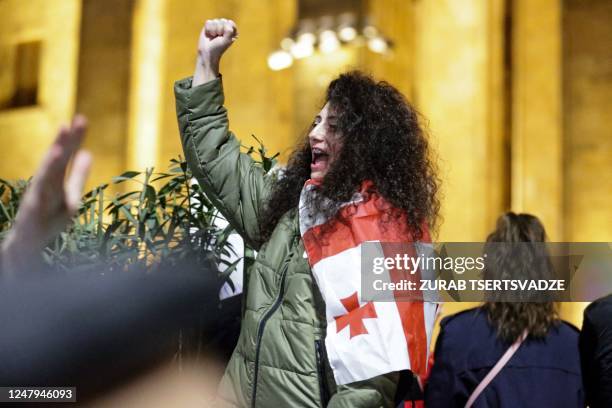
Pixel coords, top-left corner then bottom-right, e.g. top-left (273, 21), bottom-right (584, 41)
top-left (425, 212), bottom-right (584, 407)
top-left (580, 294), bottom-right (612, 407)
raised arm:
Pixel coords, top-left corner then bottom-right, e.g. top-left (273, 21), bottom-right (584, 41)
top-left (1, 116), bottom-right (92, 278)
top-left (175, 19), bottom-right (271, 249)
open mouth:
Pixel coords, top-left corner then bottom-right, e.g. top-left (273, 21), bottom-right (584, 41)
top-left (311, 147), bottom-right (329, 165)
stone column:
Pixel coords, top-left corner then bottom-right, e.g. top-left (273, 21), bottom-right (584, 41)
top-left (127, 0), bottom-right (167, 170)
top-left (414, 0), bottom-right (508, 241)
top-left (511, 0), bottom-right (563, 240)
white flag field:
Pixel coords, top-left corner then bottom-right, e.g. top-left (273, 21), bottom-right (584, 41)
top-left (299, 179), bottom-right (439, 385)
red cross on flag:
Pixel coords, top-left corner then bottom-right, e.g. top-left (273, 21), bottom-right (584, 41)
top-left (335, 292), bottom-right (378, 338)
top-left (299, 179), bottom-right (439, 386)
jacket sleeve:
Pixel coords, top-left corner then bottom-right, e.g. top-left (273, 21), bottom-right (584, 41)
top-left (327, 372), bottom-right (399, 408)
top-left (174, 76), bottom-right (271, 250)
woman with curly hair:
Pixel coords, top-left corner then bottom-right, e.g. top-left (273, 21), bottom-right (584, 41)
top-left (425, 212), bottom-right (584, 407)
top-left (175, 18), bottom-right (440, 407)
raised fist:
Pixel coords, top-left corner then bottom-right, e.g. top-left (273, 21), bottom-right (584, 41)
top-left (198, 18), bottom-right (238, 65)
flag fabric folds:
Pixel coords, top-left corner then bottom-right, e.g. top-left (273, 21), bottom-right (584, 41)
top-left (299, 179), bottom-right (438, 386)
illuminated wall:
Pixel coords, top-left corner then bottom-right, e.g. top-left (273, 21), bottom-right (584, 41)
top-left (414, 0), bottom-right (508, 242)
top-left (0, 0), bottom-right (610, 327)
top-left (157, 0), bottom-right (297, 166)
top-left (563, 0), bottom-right (612, 242)
top-left (0, 0), bottom-right (82, 180)
top-left (76, 0), bottom-right (133, 189)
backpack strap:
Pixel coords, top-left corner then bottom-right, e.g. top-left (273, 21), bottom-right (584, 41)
top-left (465, 331), bottom-right (528, 408)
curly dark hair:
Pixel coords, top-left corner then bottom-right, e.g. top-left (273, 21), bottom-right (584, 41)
top-left (259, 71), bottom-right (440, 242)
top-left (483, 212), bottom-right (560, 343)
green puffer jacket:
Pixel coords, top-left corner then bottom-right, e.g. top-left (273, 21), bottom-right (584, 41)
top-left (175, 76), bottom-right (399, 407)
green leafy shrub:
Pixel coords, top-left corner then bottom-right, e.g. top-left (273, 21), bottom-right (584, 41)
top-left (0, 137), bottom-right (279, 288)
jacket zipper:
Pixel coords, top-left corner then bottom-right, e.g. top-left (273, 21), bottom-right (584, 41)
top-left (251, 259), bottom-right (290, 407)
top-left (315, 339), bottom-right (330, 407)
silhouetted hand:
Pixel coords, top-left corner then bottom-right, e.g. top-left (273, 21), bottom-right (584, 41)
top-left (1, 115), bottom-right (92, 277)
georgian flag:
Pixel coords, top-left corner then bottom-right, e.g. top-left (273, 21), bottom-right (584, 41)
top-left (299, 179), bottom-right (439, 386)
